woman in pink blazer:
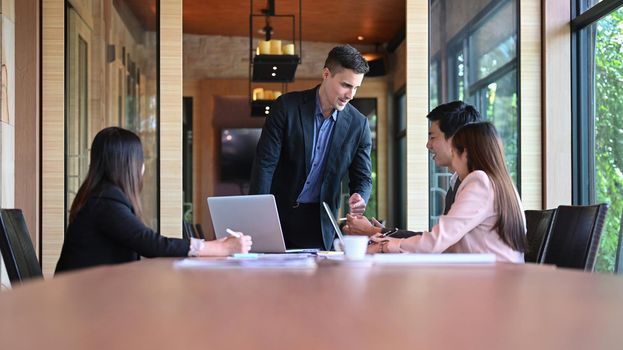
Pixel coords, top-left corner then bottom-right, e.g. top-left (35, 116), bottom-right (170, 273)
top-left (346, 122), bottom-right (526, 263)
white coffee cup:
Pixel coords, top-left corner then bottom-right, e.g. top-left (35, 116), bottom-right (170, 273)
top-left (333, 238), bottom-right (343, 252)
top-left (342, 236), bottom-right (368, 260)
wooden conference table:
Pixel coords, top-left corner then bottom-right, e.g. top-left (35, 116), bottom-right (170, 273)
top-left (1, 258), bottom-right (623, 349)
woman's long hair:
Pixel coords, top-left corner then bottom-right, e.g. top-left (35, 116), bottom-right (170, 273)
top-left (451, 122), bottom-right (526, 252)
top-left (69, 127), bottom-right (144, 223)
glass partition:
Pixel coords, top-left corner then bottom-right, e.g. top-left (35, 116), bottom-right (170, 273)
top-left (65, 0), bottom-right (159, 228)
top-left (429, 0), bottom-right (519, 227)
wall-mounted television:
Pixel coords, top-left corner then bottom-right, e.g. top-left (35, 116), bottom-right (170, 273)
top-left (220, 128), bottom-right (262, 182)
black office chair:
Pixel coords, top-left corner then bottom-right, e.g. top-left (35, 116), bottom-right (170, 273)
top-left (541, 204), bottom-right (608, 271)
top-left (194, 223), bottom-right (206, 240)
top-left (524, 209), bottom-right (556, 263)
top-left (0, 209), bottom-right (43, 284)
top-left (182, 221), bottom-right (195, 240)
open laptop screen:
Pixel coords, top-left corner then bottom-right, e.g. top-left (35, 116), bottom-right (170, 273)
top-left (208, 195), bottom-right (287, 253)
top-left (322, 202), bottom-right (344, 250)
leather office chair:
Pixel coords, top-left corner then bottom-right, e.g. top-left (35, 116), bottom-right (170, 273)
top-left (524, 209), bottom-right (556, 263)
top-left (182, 221), bottom-right (195, 240)
top-left (194, 223), bottom-right (206, 240)
top-left (0, 209), bottom-right (43, 284)
top-left (541, 204), bottom-right (609, 271)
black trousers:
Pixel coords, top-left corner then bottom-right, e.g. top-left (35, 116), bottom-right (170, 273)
top-left (281, 202), bottom-right (324, 249)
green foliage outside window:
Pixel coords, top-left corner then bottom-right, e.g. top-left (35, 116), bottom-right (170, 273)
top-left (483, 73), bottom-right (518, 184)
top-left (594, 7), bottom-right (623, 272)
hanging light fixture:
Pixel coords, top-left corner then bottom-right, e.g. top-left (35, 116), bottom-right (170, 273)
top-left (249, 0), bottom-right (302, 117)
top-left (260, 16), bottom-right (273, 40)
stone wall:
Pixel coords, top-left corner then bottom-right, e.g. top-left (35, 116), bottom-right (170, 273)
top-left (183, 34), bottom-right (376, 81)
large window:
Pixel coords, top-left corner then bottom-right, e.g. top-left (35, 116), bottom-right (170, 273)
top-left (429, 0), bottom-right (519, 226)
top-left (572, 0), bottom-right (623, 272)
top-left (65, 0), bottom-right (159, 229)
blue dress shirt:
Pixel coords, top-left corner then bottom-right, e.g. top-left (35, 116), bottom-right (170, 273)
top-left (296, 92), bottom-right (337, 203)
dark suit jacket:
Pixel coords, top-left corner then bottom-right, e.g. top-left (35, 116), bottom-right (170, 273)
top-left (55, 183), bottom-right (189, 274)
top-left (249, 87), bottom-right (372, 249)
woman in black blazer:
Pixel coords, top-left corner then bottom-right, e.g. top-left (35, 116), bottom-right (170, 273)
top-left (56, 127), bottom-right (252, 273)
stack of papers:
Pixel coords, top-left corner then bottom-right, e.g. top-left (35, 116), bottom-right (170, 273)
top-left (175, 253), bottom-right (496, 269)
top-left (373, 253), bottom-right (496, 264)
top-left (316, 251), bottom-right (344, 258)
top-left (174, 255), bottom-right (317, 269)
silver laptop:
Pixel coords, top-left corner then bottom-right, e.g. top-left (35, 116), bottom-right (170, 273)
top-left (322, 202), bottom-right (345, 251)
top-left (208, 194), bottom-right (297, 253)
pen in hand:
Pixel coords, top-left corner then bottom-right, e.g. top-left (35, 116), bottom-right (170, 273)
top-left (226, 228), bottom-right (242, 238)
top-left (368, 229), bottom-right (399, 245)
top-left (381, 230), bottom-right (400, 238)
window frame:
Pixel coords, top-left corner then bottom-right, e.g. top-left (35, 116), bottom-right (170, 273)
top-left (433, 0), bottom-right (522, 220)
top-left (443, 0), bottom-right (521, 185)
top-left (571, 0), bottom-right (623, 205)
top-left (393, 86), bottom-right (407, 229)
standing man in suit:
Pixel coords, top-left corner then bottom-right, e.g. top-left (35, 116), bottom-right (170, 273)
top-left (250, 44), bottom-right (372, 250)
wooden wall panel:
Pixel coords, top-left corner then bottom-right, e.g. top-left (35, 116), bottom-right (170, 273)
top-left (406, 0), bottom-right (429, 230)
top-left (15, 0), bottom-right (40, 253)
top-left (520, 0), bottom-right (543, 210)
top-left (543, 0), bottom-right (571, 207)
top-left (160, 0), bottom-right (183, 237)
top-left (41, 0), bottom-right (64, 277)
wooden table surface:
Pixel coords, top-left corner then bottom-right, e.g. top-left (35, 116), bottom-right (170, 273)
top-left (1, 258), bottom-right (622, 349)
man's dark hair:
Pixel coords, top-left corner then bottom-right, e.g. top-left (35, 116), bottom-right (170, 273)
top-left (426, 101), bottom-right (482, 139)
top-left (324, 44), bottom-right (369, 75)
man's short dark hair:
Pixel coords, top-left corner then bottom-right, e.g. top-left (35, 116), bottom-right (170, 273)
top-left (427, 101), bottom-right (482, 139)
top-left (324, 44), bottom-right (370, 75)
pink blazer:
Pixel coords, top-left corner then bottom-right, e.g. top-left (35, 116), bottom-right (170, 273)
top-left (396, 170), bottom-right (524, 263)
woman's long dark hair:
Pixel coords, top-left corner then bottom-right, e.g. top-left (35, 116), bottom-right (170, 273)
top-left (452, 122), bottom-right (526, 252)
top-left (69, 127), bottom-right (144, 223)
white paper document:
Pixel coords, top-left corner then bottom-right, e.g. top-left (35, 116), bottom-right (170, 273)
top-left (174, 255), bottom-right (317, 269)
top-left (373, 253), bottom-right (496, 264)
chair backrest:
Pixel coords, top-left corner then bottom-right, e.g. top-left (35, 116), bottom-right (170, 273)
top-left (0, 209), bottom-right (43, 283)
top-left (541, 204), bottom-right (608, 271)
top-left (524, 209), bottom-right (556, 263)
top-left (182, 221), bottom-right (195, 240)
top-left (194, 223), bottom-right (206, 240)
